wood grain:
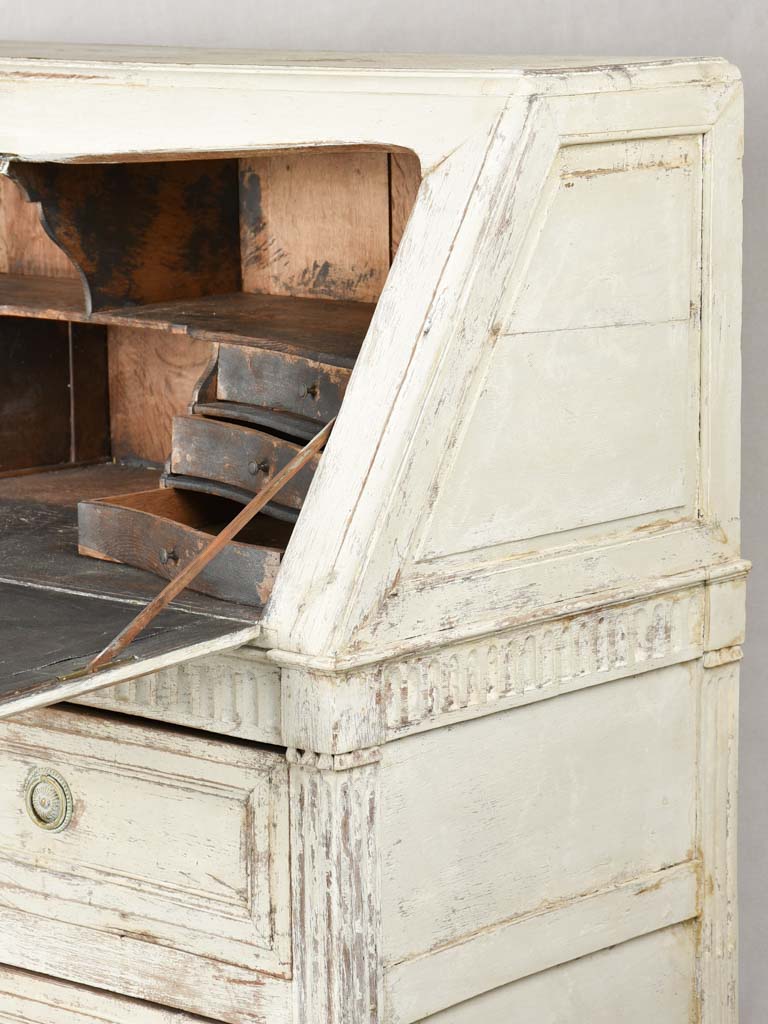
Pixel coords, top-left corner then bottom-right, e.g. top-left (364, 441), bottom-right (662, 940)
top-left (0, 963), bottom-right (210, 1023)
top-left (0, 317), bottom-right (71, 472)
top-left (389, 151), bottom-right (421, 261)
top-left (78, 487), bottom-right (287, 607)
top-left (7, 159), bottom-right (242, 312)
top-left (217, 344), bottom-right (349, 424)
top-left (240, 150), bottom-right (390, 301)
top-left (86, 422), bottom-right (331, 670)
top-left (108, 325), bottom-right (212, 464)
top-left (170, 415), bottom-right (318, 509)
top-left (0, 274), bottom-right (373, 365)
top-left (0, 468), bottom-right (260, 620)
top-left (70, 323), bottom-right (111, 463)
top-left (0, 176), bottom-right (79, 279)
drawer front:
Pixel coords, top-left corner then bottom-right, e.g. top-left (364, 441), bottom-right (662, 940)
top-left (170, 415), bottom-right (318, 509)
top-left (78, 488), bottom-right (284, 606)
top-left (217, 343), bottom-right (350, 423)
top-left (0, 964), bottom-right (206, 1023)
top-left (0, 709), bottom-right (291, 979)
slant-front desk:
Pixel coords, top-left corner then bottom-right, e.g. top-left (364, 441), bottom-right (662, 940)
top-left (0, 46), bottom-right (747, 1023)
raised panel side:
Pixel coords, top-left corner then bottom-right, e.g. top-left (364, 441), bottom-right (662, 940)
top-left (420, 135), bottom-right (703, 561)
top-left (411, 924), bottom-right (696, 1024)
top-left (381, 664), bottom-right (698, 966)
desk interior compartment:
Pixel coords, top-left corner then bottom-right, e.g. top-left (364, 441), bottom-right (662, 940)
top-left (0, 146), bottom-right (421, 715)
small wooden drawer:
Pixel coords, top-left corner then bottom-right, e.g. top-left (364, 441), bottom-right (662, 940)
top-left (78, 487), bottom-right (290, 606)
top-left (216, 343), bottom-right (350, 424)
top-left (0, 709), bottom-right (292, 1023)
top-left (170, 414), bottom-right (318, 509)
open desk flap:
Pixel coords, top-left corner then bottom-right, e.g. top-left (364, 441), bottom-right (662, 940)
top-left (0, 581), bottom-right (261, 719)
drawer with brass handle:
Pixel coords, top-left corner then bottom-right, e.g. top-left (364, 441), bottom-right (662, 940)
top-left (0, 708), bottom-right (292, 1024)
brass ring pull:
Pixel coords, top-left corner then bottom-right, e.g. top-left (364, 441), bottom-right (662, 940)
top-left (24, 768), bottom-right (73, 832)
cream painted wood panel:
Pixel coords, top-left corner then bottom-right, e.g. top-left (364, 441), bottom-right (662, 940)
top-left (416, 924), bottom-right (696, 1024)
top-left (72, 649), bottom-right (283, 743)
top-left (421, 320), bottom-right (697, 558)
top-left (504, 136), bottom-right (701, 334)
top-left (381, 664), bottom-right (697, 965)
top-left (0, 708), bottom-right (291, 982)
top-left (0, 965), bottom-right (206, 1023)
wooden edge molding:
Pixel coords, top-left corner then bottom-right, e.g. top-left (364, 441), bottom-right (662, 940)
top-left (697, 660), bottom-right (739, 1020)
top-left (281, 581), bottom-right (711, 754)
top-left (266, 559), bottom-right (751, 674)
top-left (383, 860), bottom-right (699, 1024)
top-left (703, 645), bottom-right (743, 669)
top-left (290, 756), bottom-right (381, 1023)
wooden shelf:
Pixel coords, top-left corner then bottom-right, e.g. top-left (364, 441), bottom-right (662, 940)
top-left (0, 274), bottom-right (373, 367)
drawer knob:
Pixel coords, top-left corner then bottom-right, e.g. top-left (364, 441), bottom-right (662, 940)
top-left (24, 768), bottom-right (73, 832)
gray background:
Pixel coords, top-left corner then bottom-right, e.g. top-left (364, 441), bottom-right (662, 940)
top-left (0, 0), bottom-right (765, 1017)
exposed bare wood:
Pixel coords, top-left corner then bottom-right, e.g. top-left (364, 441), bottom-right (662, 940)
top-left (0, 176), bottom-right (79, 279)
top-left (240, 149), bottom-right (390, 302)
top-left (389, 151), bottom-right (421, 261)
top-left (108, 325), bottom-right (212, 464)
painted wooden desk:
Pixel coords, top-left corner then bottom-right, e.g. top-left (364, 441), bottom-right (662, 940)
top-left (0, 46), bottom-right (746, 1023)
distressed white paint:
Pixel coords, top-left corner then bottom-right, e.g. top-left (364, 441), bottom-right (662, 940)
top-left (385, 862), bottom-right (698, 1023)
top-left (0, 707), bottom-right (291, 1020)
top-left (0, 47), bottom-right (746, 1024)
top-left (416, 924), bottom-right (697, 1024)
top-left (380, 664), bottom-right (698, 966)
top-left (72, 648), bottom-right (283, 744)
top-left (698, 662), bottom-right (740, 1019)
top-left (0, 964), bottom-right (207, 1023)
top-left (423, 320), bottom-right (696, 557)
top-left (505, 136), bottom-right (701, 333)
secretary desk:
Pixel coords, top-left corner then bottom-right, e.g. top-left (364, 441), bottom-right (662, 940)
top-left (0, 46), bottom-right (747, 1023)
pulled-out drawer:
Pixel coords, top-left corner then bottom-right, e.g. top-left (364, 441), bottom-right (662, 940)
top-left (216, 342), bottom-right (350, 424)
top-left (78, 487), bottom-right (290, 606)
top-left (169, 414), bottom-right (318, 510)
top-left (0, 708), bottom-right (292, 1023)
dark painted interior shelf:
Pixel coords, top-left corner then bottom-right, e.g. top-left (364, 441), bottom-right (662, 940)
top-left (0, 273), bottom-right (374, 367)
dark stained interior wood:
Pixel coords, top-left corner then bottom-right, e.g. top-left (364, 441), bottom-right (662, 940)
top-left (70, 323), bottom-right (111, 463)
top-left (6, 159), bottom-right (242, 312)
top-left (0, 145), bottom-right (423, 696)
top-left (0, 465), bottom-right (259, 619)
top-left (0, 273), bottom-right (87, 319)
top-left (170, 415), bottom-right (317, 510)
top-left (99, 291), bottom-right (373, 367)
top-left (0, 581), bottom-right (257, 713)
top-left (0, 176), bottom-right (79, 279)
top-left (193, 400), bottom-right (323, 441)
top-left (0, 275), bottom-right (374, 367)
top-left (79, 486), bottom-right (289, 610)
top-left (161, 473), bottom-right (301, 522)
top-left (0, 317), bottom-right (72, 473)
